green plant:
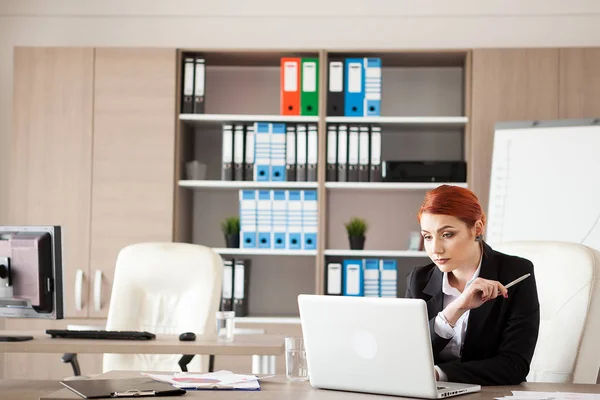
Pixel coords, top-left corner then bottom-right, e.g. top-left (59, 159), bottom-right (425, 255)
top-left (344, 217), bottom-right (368, 237)
top-left (221, 216), bottom-right (240, 236)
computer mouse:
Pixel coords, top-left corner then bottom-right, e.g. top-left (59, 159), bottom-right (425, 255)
top-left (179, 332), bottom-right (196, 341)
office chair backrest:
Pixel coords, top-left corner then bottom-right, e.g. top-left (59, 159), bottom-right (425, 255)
top-left (494, 241), bottom-right (600, 383)
top-left (103, 242), bottom-right (223, 373)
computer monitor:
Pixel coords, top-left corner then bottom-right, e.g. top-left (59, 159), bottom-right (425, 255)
top-left (0, 225), bottom-right (64, 341)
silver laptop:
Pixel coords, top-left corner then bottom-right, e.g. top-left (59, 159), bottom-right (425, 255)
top-left (297, 295), bottom-right (481, 399)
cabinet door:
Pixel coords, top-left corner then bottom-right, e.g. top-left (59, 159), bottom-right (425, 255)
top-left (89, 48), bottom-right (177, 318)
top-left (559, 48), bottom-right (600, 118)
top-left (5, 47), bottom-right (96, 379)
top-left (9, 47), bottom-right (94, 318)
top-left (470, 49), bottom-right (559, 212)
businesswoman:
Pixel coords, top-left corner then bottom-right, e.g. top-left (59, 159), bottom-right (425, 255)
top-left (405, 185), bottom-right (540, 386)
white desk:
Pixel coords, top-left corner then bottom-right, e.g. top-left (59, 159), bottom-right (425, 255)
top-left (0, 331), bottom-right (284, 374)
top-left (40, 370), bottom-right (600, 400)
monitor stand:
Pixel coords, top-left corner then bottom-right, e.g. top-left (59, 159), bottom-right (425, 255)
top-left (0, 335), bottom-right (33, 341)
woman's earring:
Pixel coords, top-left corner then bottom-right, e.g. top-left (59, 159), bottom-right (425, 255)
top-left (475, 234), bottom-right (483, 242)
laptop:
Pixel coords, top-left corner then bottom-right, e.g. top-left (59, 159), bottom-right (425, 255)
top-left (297, 295), bottom-right (481, 399)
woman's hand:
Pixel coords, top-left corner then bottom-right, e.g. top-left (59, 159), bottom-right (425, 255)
top-left (458, 277), bottom-right (508, 310)
top-left (442, 278), bottom-right (508, 326)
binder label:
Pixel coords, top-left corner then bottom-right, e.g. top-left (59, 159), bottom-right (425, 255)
top-left (329, 61), bottom-right (343, 92)
top-left (222, 125), bottom-right (233, 163)
top-left (284, 61), bottom-right (298, 92)
top-left (348, 62), bottom-right (362, 93)
top-left (234, 126), bottom-right (245, 163)
top-left (327, 127), bottom-right (337, 163)
top-left (223, 263), bottom-right (233, 299)
top-left (359, 129), bottom-right (369, 165)
top-left (348, 129), bottom-right (359, 164)
top-left (327, 263), bottom-right (342, 295)
top-left (184, 60), bottom-right (194, 96)
top-left (371, 128), bottom-right (381, 164)
top-left (302, 62), bottom-right (317, 93)
top-left (286, 127), bottom-right (296, 164)
top-left (346, 265), bottom-right (361, 295)
top-left (194, 62), bottom-right (205, 96)
top-left (245, 126), bottom-right (255, 163)
top-left (338, 125), bottom-right (348, 164)
top-left (234, 264), bottom-right (245, 299)
top-left (307, 125), bottom-right (318, 164)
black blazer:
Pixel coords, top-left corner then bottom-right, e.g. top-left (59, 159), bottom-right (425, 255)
top-left (405, 242), bottom-right (540, 386)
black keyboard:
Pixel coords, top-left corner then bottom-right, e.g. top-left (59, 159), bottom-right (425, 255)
top-left (46, 329), bottom-right (156, 340)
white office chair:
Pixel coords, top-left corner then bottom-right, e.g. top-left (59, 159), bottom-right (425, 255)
top-left (102, 242), bottom-right (223, 373)
top-left (494, 241), bottom-right (600, 383)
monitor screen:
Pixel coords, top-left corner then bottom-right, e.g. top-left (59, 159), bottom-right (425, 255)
top-left (0, 225), bottom-right (63, 319)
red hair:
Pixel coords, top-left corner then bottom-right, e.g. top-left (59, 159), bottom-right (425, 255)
top-left (417, 185), bottom-right (486, 227)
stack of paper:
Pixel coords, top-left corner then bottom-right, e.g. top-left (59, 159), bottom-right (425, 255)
top-left (144, 370), bottom-right (262, 391)
top-left (496, 391), bottom-right (600, 400)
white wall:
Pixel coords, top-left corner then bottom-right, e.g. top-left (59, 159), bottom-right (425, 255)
top-left (2, 0), bottom-right (600, 223)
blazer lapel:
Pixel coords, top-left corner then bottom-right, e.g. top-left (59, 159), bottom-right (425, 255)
top-left (462, 242), bottom-right (499, 358)
top-left (423, 267), bottom-right (444, 319)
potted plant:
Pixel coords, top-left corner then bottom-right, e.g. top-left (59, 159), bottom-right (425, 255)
top-left (344, 217), bottom-right (368, 250)
top-left (221, 216), bottom-right (240, 248)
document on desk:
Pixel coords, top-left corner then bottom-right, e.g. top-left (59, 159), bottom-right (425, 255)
top-left (495, 392), bottom-right (600, 400)
top-left (144, 370), bottom-right (261, 391)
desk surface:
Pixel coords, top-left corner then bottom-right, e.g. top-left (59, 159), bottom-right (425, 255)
top-left (36, 370), bottom-right (600, 400)
top-left (0, 379), bottom-right (61, 400)
top-left (0, 331), bottom-right (284, 356)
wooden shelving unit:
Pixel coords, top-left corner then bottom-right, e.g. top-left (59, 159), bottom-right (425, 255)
top-left (173, 49), bottom-right (470, 320)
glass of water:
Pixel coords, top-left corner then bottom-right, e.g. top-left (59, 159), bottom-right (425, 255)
top-left (216, 311), bottom-right (235, 343)
top-left (285, 336), bottom-right (308, 381)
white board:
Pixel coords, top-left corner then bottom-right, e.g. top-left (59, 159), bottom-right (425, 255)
top-left (486, 120), bottom-right (600, 252)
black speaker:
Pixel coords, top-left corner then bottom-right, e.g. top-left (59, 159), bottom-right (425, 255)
top-left (382, 161), bottom-right (467, 183)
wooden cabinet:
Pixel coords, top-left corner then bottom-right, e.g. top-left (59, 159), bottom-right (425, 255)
top-left (4, 47), bottom-right (177, 378)
top-left (9, 47), bottom-right (95, 319)
top-left (559, 48), bottom-right (600, 118)
top-left (5, 47), bottom-right (97, 379)
top-left (89, 48), bottom-right (177, 318)
top-left (470, 49), bottom-right (560, 213)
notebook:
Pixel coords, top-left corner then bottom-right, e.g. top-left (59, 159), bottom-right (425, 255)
top-left (144, 371), bottom-right (261, 391)
top-left (60, 377), bottom-right (186, 398)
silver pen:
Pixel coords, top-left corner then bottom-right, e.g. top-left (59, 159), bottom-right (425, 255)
top-left (495, 273), bottom-right (531, 297)
top-left (504, 273), bottom-right (531, 289)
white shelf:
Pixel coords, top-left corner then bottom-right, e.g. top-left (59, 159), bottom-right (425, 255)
top-left (325, 116), bottom-right (468, 127)
top-left (324, 249), bottom-right (428, 258)
top-left (235, 316), bottom-right (301, 325)
top-left (180, 114), bottom-right (319, 128)
top-left (179, 180), bottom-right (319, 190)
top-left (324, 182), bottom-right (467, 190)
top-left (213, 248), bottom-right (317, 256)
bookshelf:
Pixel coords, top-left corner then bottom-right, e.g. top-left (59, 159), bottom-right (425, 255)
top-left (173, 49), bottom-right (470, 319)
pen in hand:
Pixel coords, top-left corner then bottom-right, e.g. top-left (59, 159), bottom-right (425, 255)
top-left (505, 273), bottom-right (531, 289)
top-left (497, 273), bottom-right (531, 296)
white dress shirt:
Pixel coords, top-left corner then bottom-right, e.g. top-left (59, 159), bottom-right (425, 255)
top-left (433, 258), bottom-right (482, 381)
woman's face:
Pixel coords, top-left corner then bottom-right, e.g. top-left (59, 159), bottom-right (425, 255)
top-left (420, 212), bottom-right (481, 273)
